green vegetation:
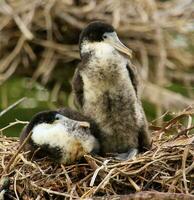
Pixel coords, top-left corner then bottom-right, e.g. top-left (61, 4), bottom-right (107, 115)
top-left (0, 77), bottom-right (57, 136)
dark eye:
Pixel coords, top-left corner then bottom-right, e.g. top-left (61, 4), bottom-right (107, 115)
top-left (55, 116), bottom-right (60, 120)
top-left (103, 35), bottom-right (107, 39)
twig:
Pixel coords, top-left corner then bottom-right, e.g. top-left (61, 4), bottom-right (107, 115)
top-left (93, 168), bottom-right (115, 194)
top-left (0, 97), bottom-right (27, 117)
top-left (3, 130), bottom-right (32, 174)
top-left (0, 119), bottom-right (28, 132)
top-left (1, 1), bottom-right (33, 39)
top-left (182, 146), bottom-right (189, 194)
top-left (90, 159), bottom-right (110, 186)
top-left (30, 182), bottom-right (78, 198)
top-left (128, 177), bottom-right (141, 192)
top-left (14, 171), bottom-right (20, 200)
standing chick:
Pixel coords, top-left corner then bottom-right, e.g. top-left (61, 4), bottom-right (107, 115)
top-left (72, 21), bottom-right (151, 159)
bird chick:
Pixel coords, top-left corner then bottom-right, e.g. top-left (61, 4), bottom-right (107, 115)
top-left (72, 21), bottom-right (152, 160)
top-left (20, 108), bottom-right (99, 164)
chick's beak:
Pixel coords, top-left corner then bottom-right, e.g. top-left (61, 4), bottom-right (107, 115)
top-left (104, 32), bottom-right (132, 58)
top-left (78, 121), bottom-right (90, 128)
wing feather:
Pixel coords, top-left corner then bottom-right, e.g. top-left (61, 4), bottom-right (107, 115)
top-left (72, 67), bottom-right (84, 108)
top-left (126, 62), bottom-right (140, 96)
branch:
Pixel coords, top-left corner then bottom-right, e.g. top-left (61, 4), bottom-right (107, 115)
top-left (0, 97), bottom-right (27, 117)
top-left (143, 82), bottom-right (194, 110)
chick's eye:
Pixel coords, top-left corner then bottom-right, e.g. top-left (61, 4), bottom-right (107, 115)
top-left (55, 116), bottom-right (60, 120)
top-left (103, 35), bottom-right (107, 39)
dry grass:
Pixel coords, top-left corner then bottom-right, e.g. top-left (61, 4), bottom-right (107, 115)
top-left (0, 107), bottom-right (194, 199)
top-left (0, 0), bottom-right (194, 115)
top-left (0, 1), bottom-right (194, 198)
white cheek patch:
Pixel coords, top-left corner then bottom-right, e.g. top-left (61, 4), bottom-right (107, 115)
top-left (31, 123), bottom-right (98, 154)
top-left (81, 41), bottom-right (115, 59)
top-left (31, 123), bottom-right (70, 148)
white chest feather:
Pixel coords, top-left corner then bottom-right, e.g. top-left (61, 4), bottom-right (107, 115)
top-left (80, 42), bottom-right (144, 127)
top-left (81, 42), bottom-right (133, 101)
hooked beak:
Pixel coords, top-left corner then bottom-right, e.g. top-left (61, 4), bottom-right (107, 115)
top-left (77, 121), bottom-right (90, 128)
top-left (104, 32), bottom-right (132, 58)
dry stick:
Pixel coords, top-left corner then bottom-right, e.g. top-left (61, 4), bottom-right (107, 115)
top-left (0, 120), bottom-right (28, 132)
top-left (182, 146), bottom-right (189, 194)
top-left (19, 154), bottom-right (37, 169)
top-left (61, 164), bottom-right (72, 189)
top-left (186, 115), bottom-right (192, 136)
top-left (61, 164), bottom-right (79, 198)
top-left (0, 58), bottom-right (19, 83)
top-left (81, 188), bottom-right (95, 199)
top-left (0, 36), bottom-right (25, 73)
top-left (171, 125), bottom-right (194, 141)
top-left (119, 159), bottom-right (160, 176)
top-left (90, 159), bottom-right (110, 186)
top-left (30, 182), bottom-right (78, 199)
top-left (35, 195), bottom-right (41, 200)
top-left (78, 172), bottom-right (93, 186)
top-left (1, 1), bottom-right (33, 40)
top-left (14, 171), bottom-right (20, 200)
top-left (128, 177), bottom-right (141, 192)
top-left (166, 161), bottom-right (194, 183)
top-left (143, 83), bottom-right (194, 111)
top-left (93, 168), bottom-right (115, 195)
top-left (0, 97), bottom-right (27, 117)
top-left (143, 172), bottom-right (160, 190)
top-left (3, 130), bottom-right (32, 174)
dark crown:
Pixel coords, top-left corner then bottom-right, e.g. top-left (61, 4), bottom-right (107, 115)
top-left (79, 21), bottom-right (114, 45)
top-left (25, 111), bottom-right (59, 134)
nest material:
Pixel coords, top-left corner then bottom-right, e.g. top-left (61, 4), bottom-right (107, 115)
top-left (0, 108), bottom-right (194, 199)
top-left (0, 0), bottom-right (194, 112)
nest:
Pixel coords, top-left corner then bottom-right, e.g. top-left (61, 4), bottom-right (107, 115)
top-left (0, 108), bottom-right (194, 199)
top-left (0, 0), bottom-right (194, 198)
top-left (0, 0), bottom-right (194, 112)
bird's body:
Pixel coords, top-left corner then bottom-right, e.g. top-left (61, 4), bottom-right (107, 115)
top-left (20, 108), bottom-right (99, 164)
top-left (73, 21), bottom-right (151, 158)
